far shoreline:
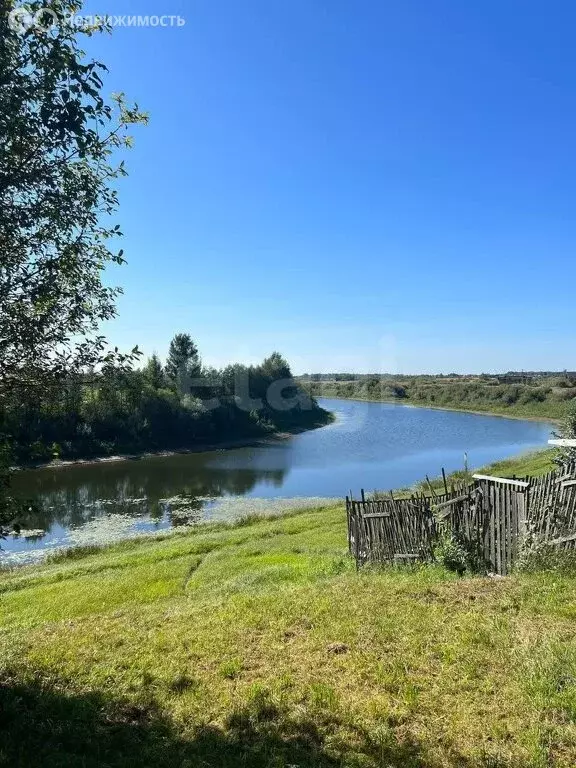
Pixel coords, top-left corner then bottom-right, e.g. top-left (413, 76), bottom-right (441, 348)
top-left (12, 417), bottom-right (334, 473)
top-left (12, 397), bottom-right (556, 474)
top-left (317, 394), bottom-right (560, 425)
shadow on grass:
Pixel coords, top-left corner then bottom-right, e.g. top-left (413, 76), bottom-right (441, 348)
top-left (0, 674), bottom-right (517, 767)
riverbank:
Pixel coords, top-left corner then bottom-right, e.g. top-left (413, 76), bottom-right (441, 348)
top-left (12, 415), bottom-right (335, 472)
top-left (4, 408), bottom-right (553, 567)
top-left (316, 393), bottom-right (562, 424)
top-left (322, 395), bottom-right (562, 426)
top-left (2, 495), bottom-right (576, 766)
top-left (406, 447), bottom-right (557, 497)
top-left (365, 448), bottom-right (557, 500)
top-left (303, 377), bottom-right (573, 423)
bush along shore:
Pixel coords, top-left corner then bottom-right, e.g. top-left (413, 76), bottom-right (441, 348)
top-left (302, 373), bottom-right (576, 421)
top-left (3, 448), bottom-right (576, 766)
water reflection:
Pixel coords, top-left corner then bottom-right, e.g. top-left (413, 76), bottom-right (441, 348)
top-left (11, 454), bottom-right (289, 533)
top-left (4, 398), bottom-right (554, 565)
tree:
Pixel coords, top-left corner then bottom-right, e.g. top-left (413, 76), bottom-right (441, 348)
top-left (259, 352), bottom-right (292, 382)
top-left (0, 1), bottom-right (147, 404)
top-left (143, 354), bottom-right (165, 390)
top-left (251, 352), bottom-right (308, 414)
top-left (0, 1), bottom-right (146, 527)
top-left (165, 333), bottom-right (201, 394)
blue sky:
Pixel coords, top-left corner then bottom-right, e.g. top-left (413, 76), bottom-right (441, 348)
top-left (82, 0), bottom-right (576, 374)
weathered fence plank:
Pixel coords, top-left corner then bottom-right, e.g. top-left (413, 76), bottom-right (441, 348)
top-left (472, 474), bottom-right (530, 489)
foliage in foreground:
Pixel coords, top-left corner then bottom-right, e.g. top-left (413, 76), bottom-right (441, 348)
top-left (3, 506), bottom-right (576, 766)
top-left (0, 1), bottom-right (147, 526)
top-left (0, 1), bottom-right (146, 403)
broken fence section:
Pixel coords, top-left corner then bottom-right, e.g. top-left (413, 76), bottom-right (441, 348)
top-left (346, 462), bottom-right (576, 575)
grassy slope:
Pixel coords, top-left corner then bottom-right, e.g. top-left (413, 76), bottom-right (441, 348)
top-left (479, 448), bottom-right (557, 478)
top-left (409, 449), bottom-right (558, 496)
top-left (3, 475), bottom-right (576, 767)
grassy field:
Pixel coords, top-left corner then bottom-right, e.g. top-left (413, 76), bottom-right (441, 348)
top-left (2, 452), bottom-right (576, 767)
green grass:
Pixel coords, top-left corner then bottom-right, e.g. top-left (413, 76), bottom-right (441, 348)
top-left (479, 448), bottom-right (558, 478)
top-left (377, 449), bottom-right (558, 498)
top-left (3, 489), bottom-right (576, 766)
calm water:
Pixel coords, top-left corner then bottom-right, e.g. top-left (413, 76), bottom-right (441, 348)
top-left (5, 398), bottom-right (553, 564)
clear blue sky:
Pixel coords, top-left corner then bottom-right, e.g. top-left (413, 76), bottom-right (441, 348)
top-left (84, 0), bottom-right (576, 374)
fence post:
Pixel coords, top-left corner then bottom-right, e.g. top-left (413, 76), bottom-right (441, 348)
top-left (346, 495), bottom-right (351, 555)
top-left (517, 490), bottom-right (528, 553)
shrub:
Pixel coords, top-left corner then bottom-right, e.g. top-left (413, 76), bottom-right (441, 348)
top-left (433, 531), bottom-right (468, 575)
top-left (516, 532), bottom-right (576, 574)
top-left (553, 388), bottom-right (576, 402)
top-left (556, 400), bottom-right (576, 463)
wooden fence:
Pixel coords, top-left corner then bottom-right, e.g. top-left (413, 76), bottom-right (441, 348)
top-left (346, 462), bottom-right (576, 575)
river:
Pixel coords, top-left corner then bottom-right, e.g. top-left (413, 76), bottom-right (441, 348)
top-left (5, 398), bottom-right (554, 565)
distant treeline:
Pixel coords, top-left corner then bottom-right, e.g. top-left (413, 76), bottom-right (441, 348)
top-left (3, 335), bottom-right (331, 464)
top-left (300, 373), bottom-right (576, 420)
top-left (300, 371), bottom-right (576, 385)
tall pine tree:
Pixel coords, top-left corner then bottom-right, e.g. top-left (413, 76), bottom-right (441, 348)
top-left (165, 334), bottom-right (202, 394)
